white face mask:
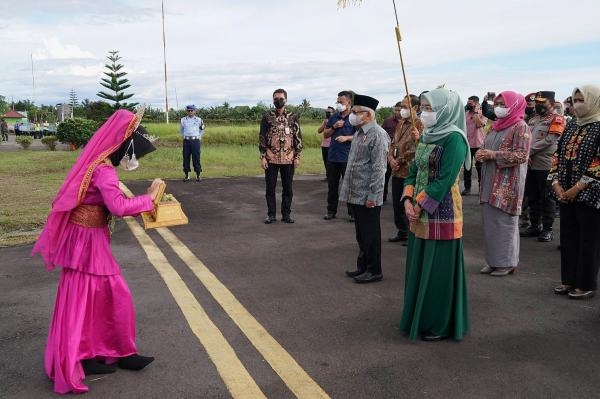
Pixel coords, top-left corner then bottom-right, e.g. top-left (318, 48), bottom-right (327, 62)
top-left (335, 103), bottom-right (347, 113)
top-left (573, 102), bottom-right (590, 117)
top-left (494, 106), bottom-right (510, 119)
top-left (349, 113), bottom-right (363, 126)
top-left (420, 111), bottom-right (437, 127)
top-left (119, 141), bottom-right (139, 171)
top-left (400, 108), bottom-right (411, 119)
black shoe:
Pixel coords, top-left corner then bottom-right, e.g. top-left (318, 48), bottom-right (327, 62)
top-left (117, 354), bottom-right (155, 371)
top-left (554, 285), bottom-right (571, 295)
top-left (282, 216), bottom-right (295, 224)
top-left (421, 333), bottom-right (444, 342)
top-left (345, 269), bottom-right (365, 278)
top-left (353, 271), bottom-right (383, 284)
top-left (520, 226), bottom-right (541, 237)
top-left (323, 213), bottom-right (336, 220)
top-left (196, 174), bottom-right (202, 182)
top-left (537, 230), bottom-right (553, 242)
top-left (264, 216), bottom-right (276, 224)
top-left (461, 189), bottom-right (471, 195)
top-left (388, 234), bottom-right (408, 243)
top-left (82, 359), bottom-right (117, 376)
top-left (183, 174), bottom-right (190, 182)
top-left (348, 215), bottom-right (355, 223)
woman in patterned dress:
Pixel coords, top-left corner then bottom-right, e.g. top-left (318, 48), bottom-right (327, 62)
top-left (399, 88), bottom-right (470, 341)
top-left (551, 85), bottom-right (600, 299)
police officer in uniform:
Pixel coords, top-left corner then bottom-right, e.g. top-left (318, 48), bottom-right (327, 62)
top-left (520, 91), bottom-right (565, 242)
top-left (180, 104), bottom-right (205, 182)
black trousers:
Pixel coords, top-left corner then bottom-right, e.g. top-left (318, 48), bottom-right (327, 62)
top-left (265, 163), bottom-right (294, 218)
top-left (326, 162), bottom-right (350, 216)
top-left (525, 169), bottom-right (555, 230)
top-left (391, 177), bottom-right (408, 237)
top-left (384, 163), bottom-right (392, 201)
top-left (560, 203), bottom-right (600, 291)
top-left (182, 139), bottom-right (201, 174)
top-left (463, 147), bottom-right (482, 190)
top-left (349, 203), bottom-right (382, 275)
top-left (321, 147), bottom-right (329, 180)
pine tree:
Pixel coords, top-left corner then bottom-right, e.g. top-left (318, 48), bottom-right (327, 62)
top-left (69, 89), bottom-right (78, 108)
top-left (97, 50), bottom-right (138, 110)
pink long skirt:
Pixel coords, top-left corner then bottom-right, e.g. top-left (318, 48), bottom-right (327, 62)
top-left (46, 268), bottom-right (137, 394)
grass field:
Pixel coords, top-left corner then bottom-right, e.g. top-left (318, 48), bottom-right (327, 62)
top-left (0, 121), bottom-right (327, 246)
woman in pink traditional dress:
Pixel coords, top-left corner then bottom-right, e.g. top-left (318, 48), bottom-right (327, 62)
top-left (33, 109), bottom-right (162, 394)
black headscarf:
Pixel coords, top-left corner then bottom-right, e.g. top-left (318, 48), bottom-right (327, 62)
top-left (109, 125), bottom-right (156, 166)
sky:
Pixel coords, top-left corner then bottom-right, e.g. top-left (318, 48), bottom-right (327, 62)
top-left (1, 0), bottom-right (599, 110)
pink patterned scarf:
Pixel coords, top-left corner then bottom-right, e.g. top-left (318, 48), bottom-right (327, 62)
top-left (491, 91), bottom-right (526, 132)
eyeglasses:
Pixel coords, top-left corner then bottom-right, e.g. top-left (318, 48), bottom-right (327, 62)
top-left (187, 109), bottom-right (194, 112)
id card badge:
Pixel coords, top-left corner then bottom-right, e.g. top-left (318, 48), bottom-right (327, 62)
top-left (285, 127), bottom-right (290, 135)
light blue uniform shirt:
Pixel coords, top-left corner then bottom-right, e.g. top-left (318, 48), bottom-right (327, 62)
top-left (180, 116), bottom-right (205, 139)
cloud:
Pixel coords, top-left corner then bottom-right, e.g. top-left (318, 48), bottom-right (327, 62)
top-left (1, 0), bottom-right (599, 108)
top-left (33, 37), bottom-right (95, 60)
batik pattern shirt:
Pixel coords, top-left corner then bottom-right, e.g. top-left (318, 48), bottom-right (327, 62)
top-left (339, 121), bottom-right (390, 206)
top-left (259, 110), bottom-right (302, 165)
top-left (479, 120), bottom-right (531, 215)
top-left (403, 133), bottom-right (467, 240)
top-left (549, 120), bottom-right (600, 210)
top-left (388, 118), bottom-right (424, 178)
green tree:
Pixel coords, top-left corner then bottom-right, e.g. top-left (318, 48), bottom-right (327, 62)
top-left (0, 95), bottom-right (8, 115)
top-left (97, 50), bottom-right (138, 111)
top-left (299, 98), bottom-right (311, 112)
top-left (84, 101), bottom-right (113, 122)
top-left (56, 118), bottom-right (99, 148)
top-left (69, 89), bottom-right (78, 109)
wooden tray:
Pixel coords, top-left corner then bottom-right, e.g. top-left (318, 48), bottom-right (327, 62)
top-left (141, 181), bottom-right (189, 229)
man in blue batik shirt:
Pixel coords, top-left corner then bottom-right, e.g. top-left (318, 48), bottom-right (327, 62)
top-left (180, 104), bottom-right (205, 182)
top-left (323, 90), bottom-right (355, 221)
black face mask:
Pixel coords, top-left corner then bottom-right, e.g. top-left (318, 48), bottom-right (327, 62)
top-left (535, 104), bottom-right (548, 115)
top-left (273, 99), bottom-right (285, 109)
top-left (525, 107), bottom-right (535, 116)
top-left (465, 104), bottom-right (474, 112)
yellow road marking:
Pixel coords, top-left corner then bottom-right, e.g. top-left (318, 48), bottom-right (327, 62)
top-left (123, 216), bottom-right (266, 399)
top-left (156, 227), bottom-right (330, 399)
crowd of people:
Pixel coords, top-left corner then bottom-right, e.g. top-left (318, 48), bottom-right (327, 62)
top-left (258, 85), bottom-right (600, 342)
top-left (32, 85), bottom-right (599, 394)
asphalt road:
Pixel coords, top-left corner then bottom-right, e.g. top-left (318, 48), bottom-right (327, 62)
top-left (2, 175), bottom-right (599, 399)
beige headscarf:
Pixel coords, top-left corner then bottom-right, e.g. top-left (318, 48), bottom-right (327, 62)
top-left (573, 84), bottom-right (600, 126)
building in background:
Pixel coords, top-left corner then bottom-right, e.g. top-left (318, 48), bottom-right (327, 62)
top-left (55, 103), bottom-right (73, 122)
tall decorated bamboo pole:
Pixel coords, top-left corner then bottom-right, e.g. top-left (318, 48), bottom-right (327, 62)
top-left (338, 0), bottom-right (418, 129)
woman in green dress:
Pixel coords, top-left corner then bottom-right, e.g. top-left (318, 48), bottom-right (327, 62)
top-left (399, 88), bottom-right (470, 341)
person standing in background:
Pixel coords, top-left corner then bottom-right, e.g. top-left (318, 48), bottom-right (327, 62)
top-left (318, 106), bottom-right (335, 182)
top-left (180, 104), bottom-right (205, 182)
top-left (259, 88), bottom-right (303, 224)
top-left (462, 96), bottom-right (487, 195)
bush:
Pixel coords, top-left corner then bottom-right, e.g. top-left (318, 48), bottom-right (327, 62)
top-left (56, 118), bottom-right (99, 149)
top-left (15, 135), bottom-right (33, 150)
top-left (41, 135), bottom-right (58, 151)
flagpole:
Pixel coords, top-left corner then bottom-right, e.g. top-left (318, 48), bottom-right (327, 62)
top-left (391, 0), bottom-right (417, 129)
top-left (31, 52), bottom-right (36, 108)
top-left (162, 0), bottom-right (169, 124)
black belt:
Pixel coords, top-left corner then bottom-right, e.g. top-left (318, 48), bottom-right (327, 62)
top-left (184, 136), bottom-right (199, 140)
